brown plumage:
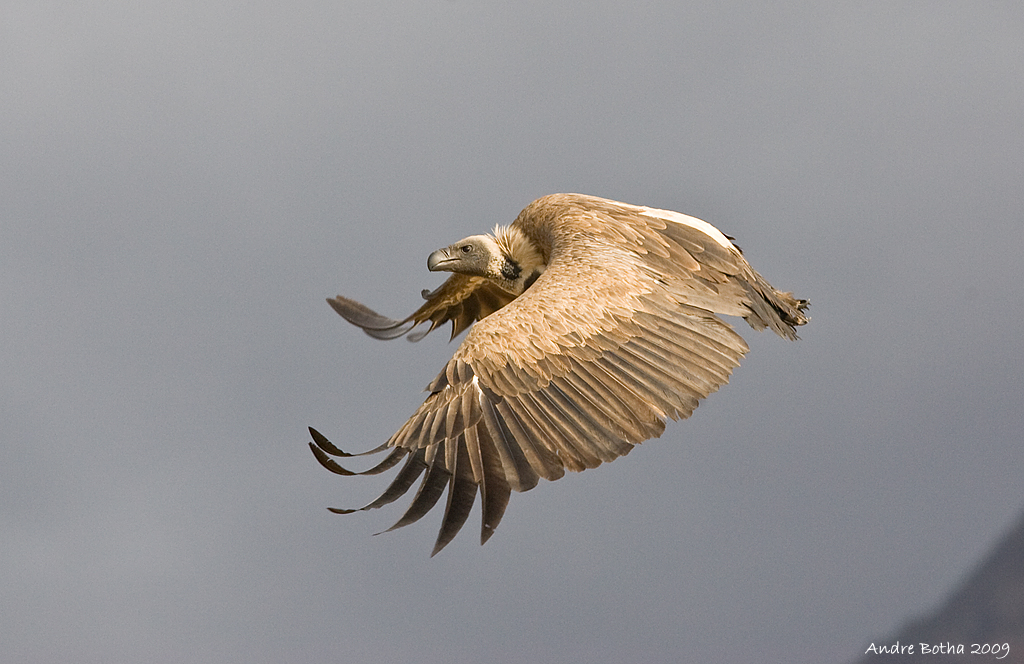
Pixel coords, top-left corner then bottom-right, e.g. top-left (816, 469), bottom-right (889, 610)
top-left (311, 193), bottom-right (809, 555)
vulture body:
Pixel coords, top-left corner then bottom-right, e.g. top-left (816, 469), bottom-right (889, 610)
top-left (311, 193), bottom-right (808, 555)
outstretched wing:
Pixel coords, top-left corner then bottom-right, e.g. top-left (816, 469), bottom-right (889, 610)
top-left (328, 273), bottom-right (518, 342)
top-left (315, 194), bottom-right (808, 555)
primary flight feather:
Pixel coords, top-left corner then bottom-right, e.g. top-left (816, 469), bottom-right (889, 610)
top-left (311, 193), bottom-right (809, 555)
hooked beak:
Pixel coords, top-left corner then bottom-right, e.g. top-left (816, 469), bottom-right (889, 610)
top-left (427, 247), bottom-right (456, 272)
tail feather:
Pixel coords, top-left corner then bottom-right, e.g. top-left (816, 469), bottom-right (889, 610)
top-left (742, 270), bottom-right (810, 340)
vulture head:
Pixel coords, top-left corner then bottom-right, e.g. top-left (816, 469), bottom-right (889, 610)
top-left (427, 228), bottom-right (545, 296)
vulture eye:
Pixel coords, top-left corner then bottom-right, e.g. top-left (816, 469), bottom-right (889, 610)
top-left (460, 245), bottom-right (473, 253)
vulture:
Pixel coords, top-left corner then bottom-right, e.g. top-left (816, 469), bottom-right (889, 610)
top-left (310, 193), bottom-right (808, 555)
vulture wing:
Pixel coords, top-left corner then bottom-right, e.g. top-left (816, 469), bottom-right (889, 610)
top-left (328, 274), bottom-right (518, 341)
top-left (314, 194), bottom-right (808, 555)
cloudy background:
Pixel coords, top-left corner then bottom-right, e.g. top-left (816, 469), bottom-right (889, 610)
top-left (3, 2), bottom-right (1022, 662)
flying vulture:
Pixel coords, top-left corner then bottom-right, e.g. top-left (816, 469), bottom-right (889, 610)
top-left (311, 193), bottom-right (808, 555)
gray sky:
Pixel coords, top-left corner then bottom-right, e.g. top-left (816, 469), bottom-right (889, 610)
top-left (3, 2), bottom-right (1023, 662)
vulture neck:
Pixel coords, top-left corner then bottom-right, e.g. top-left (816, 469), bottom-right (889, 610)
top-left (491, 224), bottom-right (546, 295)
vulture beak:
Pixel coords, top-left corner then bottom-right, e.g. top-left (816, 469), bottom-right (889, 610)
top-left (427, 247), bottom-right (455, 272)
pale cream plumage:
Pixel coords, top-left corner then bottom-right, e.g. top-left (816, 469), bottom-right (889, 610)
top-left (311, 193), bottom-right (809, 555)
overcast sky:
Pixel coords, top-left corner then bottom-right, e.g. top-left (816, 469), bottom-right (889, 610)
top-left (3, 2), bottom-right (1023, 663)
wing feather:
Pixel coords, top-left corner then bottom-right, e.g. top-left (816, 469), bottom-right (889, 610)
top-left (329, 274), bottom-right (518, 342)
top-left (614, 343), bottom-right (703, 416)
top-left (431, 438), bottom-right (477, 556)
top-left (594, 353), bottom-right (680, 420)
top-left (628, 334), bottom-right (719, 388)
top-left (511, 391), bottom-right (596, 471)
top-left (326, 448), bottom-right (427, 514)
top-left (379, 450), bottom-right (451, 533)
top-left (480, 394), bottom-right (541, 492)
top-left (465, 422), bottom-right (511, 544)
top-left (308, 427), bottom-right (390, 458)
top-left (309, 443), bottom-right (405, 477)
top-left (528, 388), bottom-right (608, 467)
top-left (547, 380), bottom-right (634, 459)
top-left (493, 399), bottom-right (565, 480)
top-left (557, 363), bottom-right (652, 441)
top-left (537, 387), bottom-right (624, 463)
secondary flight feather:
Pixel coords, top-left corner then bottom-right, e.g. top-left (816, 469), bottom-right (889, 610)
top-left (311, 193), bottom-right (809, 555)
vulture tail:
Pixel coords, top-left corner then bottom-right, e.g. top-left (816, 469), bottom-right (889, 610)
top-left (741, 270), bottom-right (810, 340)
